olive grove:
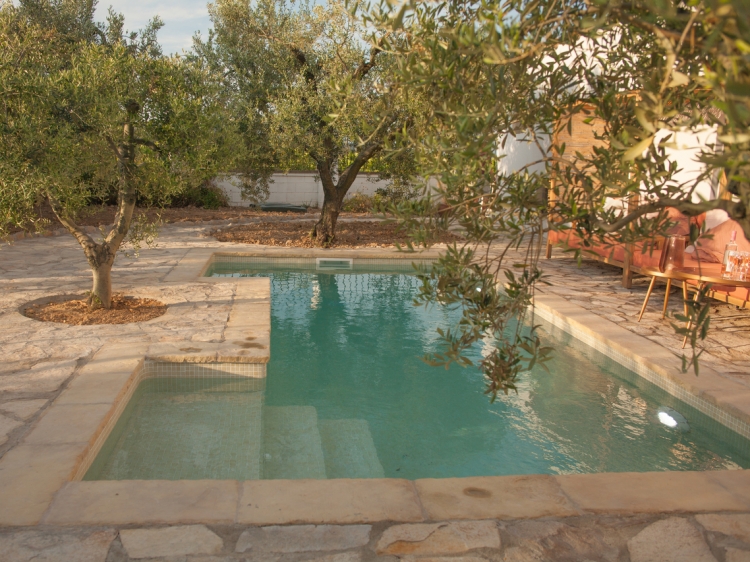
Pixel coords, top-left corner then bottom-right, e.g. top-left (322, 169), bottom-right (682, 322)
top-left (196, 0), bottom-right (424, 245)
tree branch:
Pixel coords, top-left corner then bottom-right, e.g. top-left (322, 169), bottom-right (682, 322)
top-left (105, 135), bottom-right (127, 164)
top-left (336, 141), bottom-right (382, 194)
top-left (291, 46), bottom-right (317, 85)
top-left (291, 47), bottom-right (307, 67)
top-left (46, 192), bottom-right (97, 253)
top-left (352, 36), bottom-right (386, 81)
top-left (612, 11), bottom-right (690, 44)
top-left (132, 138), bottom-right (160, 153)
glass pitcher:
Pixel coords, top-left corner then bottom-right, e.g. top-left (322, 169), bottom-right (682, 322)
top-left (661, 235), bottom-right (686, 272)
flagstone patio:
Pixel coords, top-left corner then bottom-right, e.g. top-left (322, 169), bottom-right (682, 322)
top-left (1, 221), bottom-right (749, 561)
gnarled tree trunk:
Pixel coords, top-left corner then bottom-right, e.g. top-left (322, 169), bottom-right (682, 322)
top-left (89, 264), bottom-right (112, 308)
top-left (312, 141), bottom-right (382, 246)
top-left (49, 101), bottom-right (140, 310)
top-left (315, 195), bottom-right (343, 246)
top-left (84, 242), bottom-right (116, 309)
top-left (313, 158), bottom-right (343, 246)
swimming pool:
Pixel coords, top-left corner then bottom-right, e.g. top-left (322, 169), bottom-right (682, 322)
top-left (84, 257), bottom-right (750, 480)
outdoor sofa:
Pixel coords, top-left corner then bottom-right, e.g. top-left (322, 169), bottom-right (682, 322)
top-left (546, 210), bottom-right (750, 309)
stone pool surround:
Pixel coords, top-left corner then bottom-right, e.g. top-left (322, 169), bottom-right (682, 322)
top-left (2, 247), bottom-right (750, 530)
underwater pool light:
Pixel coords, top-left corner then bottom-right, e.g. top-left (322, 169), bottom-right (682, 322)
top-left (658, 411), bottom-right (678, 427)
top-left (657, 406), bottom-right (690, 432)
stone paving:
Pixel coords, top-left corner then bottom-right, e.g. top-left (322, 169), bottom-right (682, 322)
top-left (3, 516), bottom-right (750, 561)
top-left (540, 248), bottom-right (750, 383)
top-left (1, 221), bottom-right (749, 561)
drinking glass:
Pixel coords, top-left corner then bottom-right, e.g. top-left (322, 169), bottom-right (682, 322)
top-left (737, 251), bottom-right (750, 282)
top-left (724, 250), bottom-right (741, 280)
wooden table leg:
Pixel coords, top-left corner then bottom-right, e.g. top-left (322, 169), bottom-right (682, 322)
top-left (638, 276), bottom-right (658, 322)
top-left (662, 278), bottom-right (672, 318)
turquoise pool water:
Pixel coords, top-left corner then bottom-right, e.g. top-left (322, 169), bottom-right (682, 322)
top-left (86, 258), bottom-right (750, 480)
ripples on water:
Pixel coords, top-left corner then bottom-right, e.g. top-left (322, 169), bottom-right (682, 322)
top-left (264, 271), bottom-right (749, 477)
top-left (89, 266), bottom-right (750, 481)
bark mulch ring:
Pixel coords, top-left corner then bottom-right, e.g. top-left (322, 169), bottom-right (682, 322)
top-left (211, 220), bottom-right (460, 248)
top-left (24, 294), bottom-right (167, 325)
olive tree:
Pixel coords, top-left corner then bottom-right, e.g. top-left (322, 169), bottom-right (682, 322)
top-left (362, 0), bottom-right (749, 394)
top-left (198, 0), bottom-right (422, 245)
top-left (1, 0), bottom-right (237, 309)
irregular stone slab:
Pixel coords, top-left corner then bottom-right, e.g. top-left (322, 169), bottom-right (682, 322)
top-left (0, 529), bottom-right (115, 562)
top-left (0, 443), bottom-right (84, 526)
top-left (627, 517), bottom-right (717, 562)
top-left (0, 413), bottom-right (23, 446)
top-left (726, 547), bottom-right (750, 562)
top-left (0, 360), bottom-right (77, 394)
top-left (120, 525), bottom-right (223, 559)
top-left (0, 399), bottom-right (47, 420)
top-left (502, 518), bottom-right (631, 562)
top-left (23, 403), bottom-right (113, 445)
top-left (502, 546), bottom-right (544, 562)
top-left (177, 557), bottom-right (238, 562)
top-left (299, 551), bottom-right (362, 562)
top-left (696, 514), bottom-right (750, 543)
top-left (402, 557), bottom-right (487, 562)
top-left (54, 342), bottom-right (147, 406)
top-left (236, 525), bottom-right (371, 553)
top-left (376, 521), bottom-right (500, 556)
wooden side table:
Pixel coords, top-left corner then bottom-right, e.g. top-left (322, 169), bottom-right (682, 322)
top-left (676, 266), bottom-right (750, 348)
top-left (638, 265), bottom-right (750, 348)
top-left (637, 267), bottom-right (691, 322)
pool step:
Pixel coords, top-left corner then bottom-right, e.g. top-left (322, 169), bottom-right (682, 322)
top-left (318, 419), bottom-right (385, 478)
top-left (261, 406), bottom-right (327, 479)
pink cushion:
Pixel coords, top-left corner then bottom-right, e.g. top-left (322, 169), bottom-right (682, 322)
top-left (664, 208), bottom-right (706, 236)
top-left (693, 219), bottom-right (750, 263)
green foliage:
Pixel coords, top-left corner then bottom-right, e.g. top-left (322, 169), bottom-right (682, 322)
top-left (362, 0), bottom-right (750, 396)
top-left (196, 0), bottom-right (425, 242)
top-left (342, 193), bottom-right (374, 212)
top-left (373, 181), bottom-right (420, 209)
top-left (1, 0), bottom-right (237, 234)
top-left (170, 182), bottom-right (230, 209)
top-left (1, 0), bottom-right (237, 308)
top-left (275, 149), bottom-right (392, 174)
top-left (341, 181), bottom-right (420, 213)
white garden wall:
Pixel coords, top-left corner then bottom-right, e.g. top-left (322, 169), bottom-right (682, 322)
top-left (496, 133), bottom-right (550, 176)
top-left (214, 172), bottom-right (391, 208)
top-left (497, 126), bottom-right (729, 228)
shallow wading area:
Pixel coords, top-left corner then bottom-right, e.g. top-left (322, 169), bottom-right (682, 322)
top-left (1, 219), bottom-right (750, 561)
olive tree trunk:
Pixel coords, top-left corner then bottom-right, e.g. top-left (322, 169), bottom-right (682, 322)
top-left (313, 159), bottom-right (344, 246)
top-left (89, 258), bottom-right (113, 310)
top-left (312, 142), bottom-right (381, 246)
top-left (48, 102), bottom-right (140, 310)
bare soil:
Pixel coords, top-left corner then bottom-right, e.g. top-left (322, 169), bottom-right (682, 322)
top-left (24, 294), bottom-right (167, 325)
top-left (10, 203), bottom-right (372, 233)
top-left (212, 220), bottom-right (460, 248)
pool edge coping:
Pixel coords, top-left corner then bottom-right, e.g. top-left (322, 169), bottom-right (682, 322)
top-left (1, 248), bottom-right (750, 528)
top-left (533, 291), bottom-right (750, 437)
